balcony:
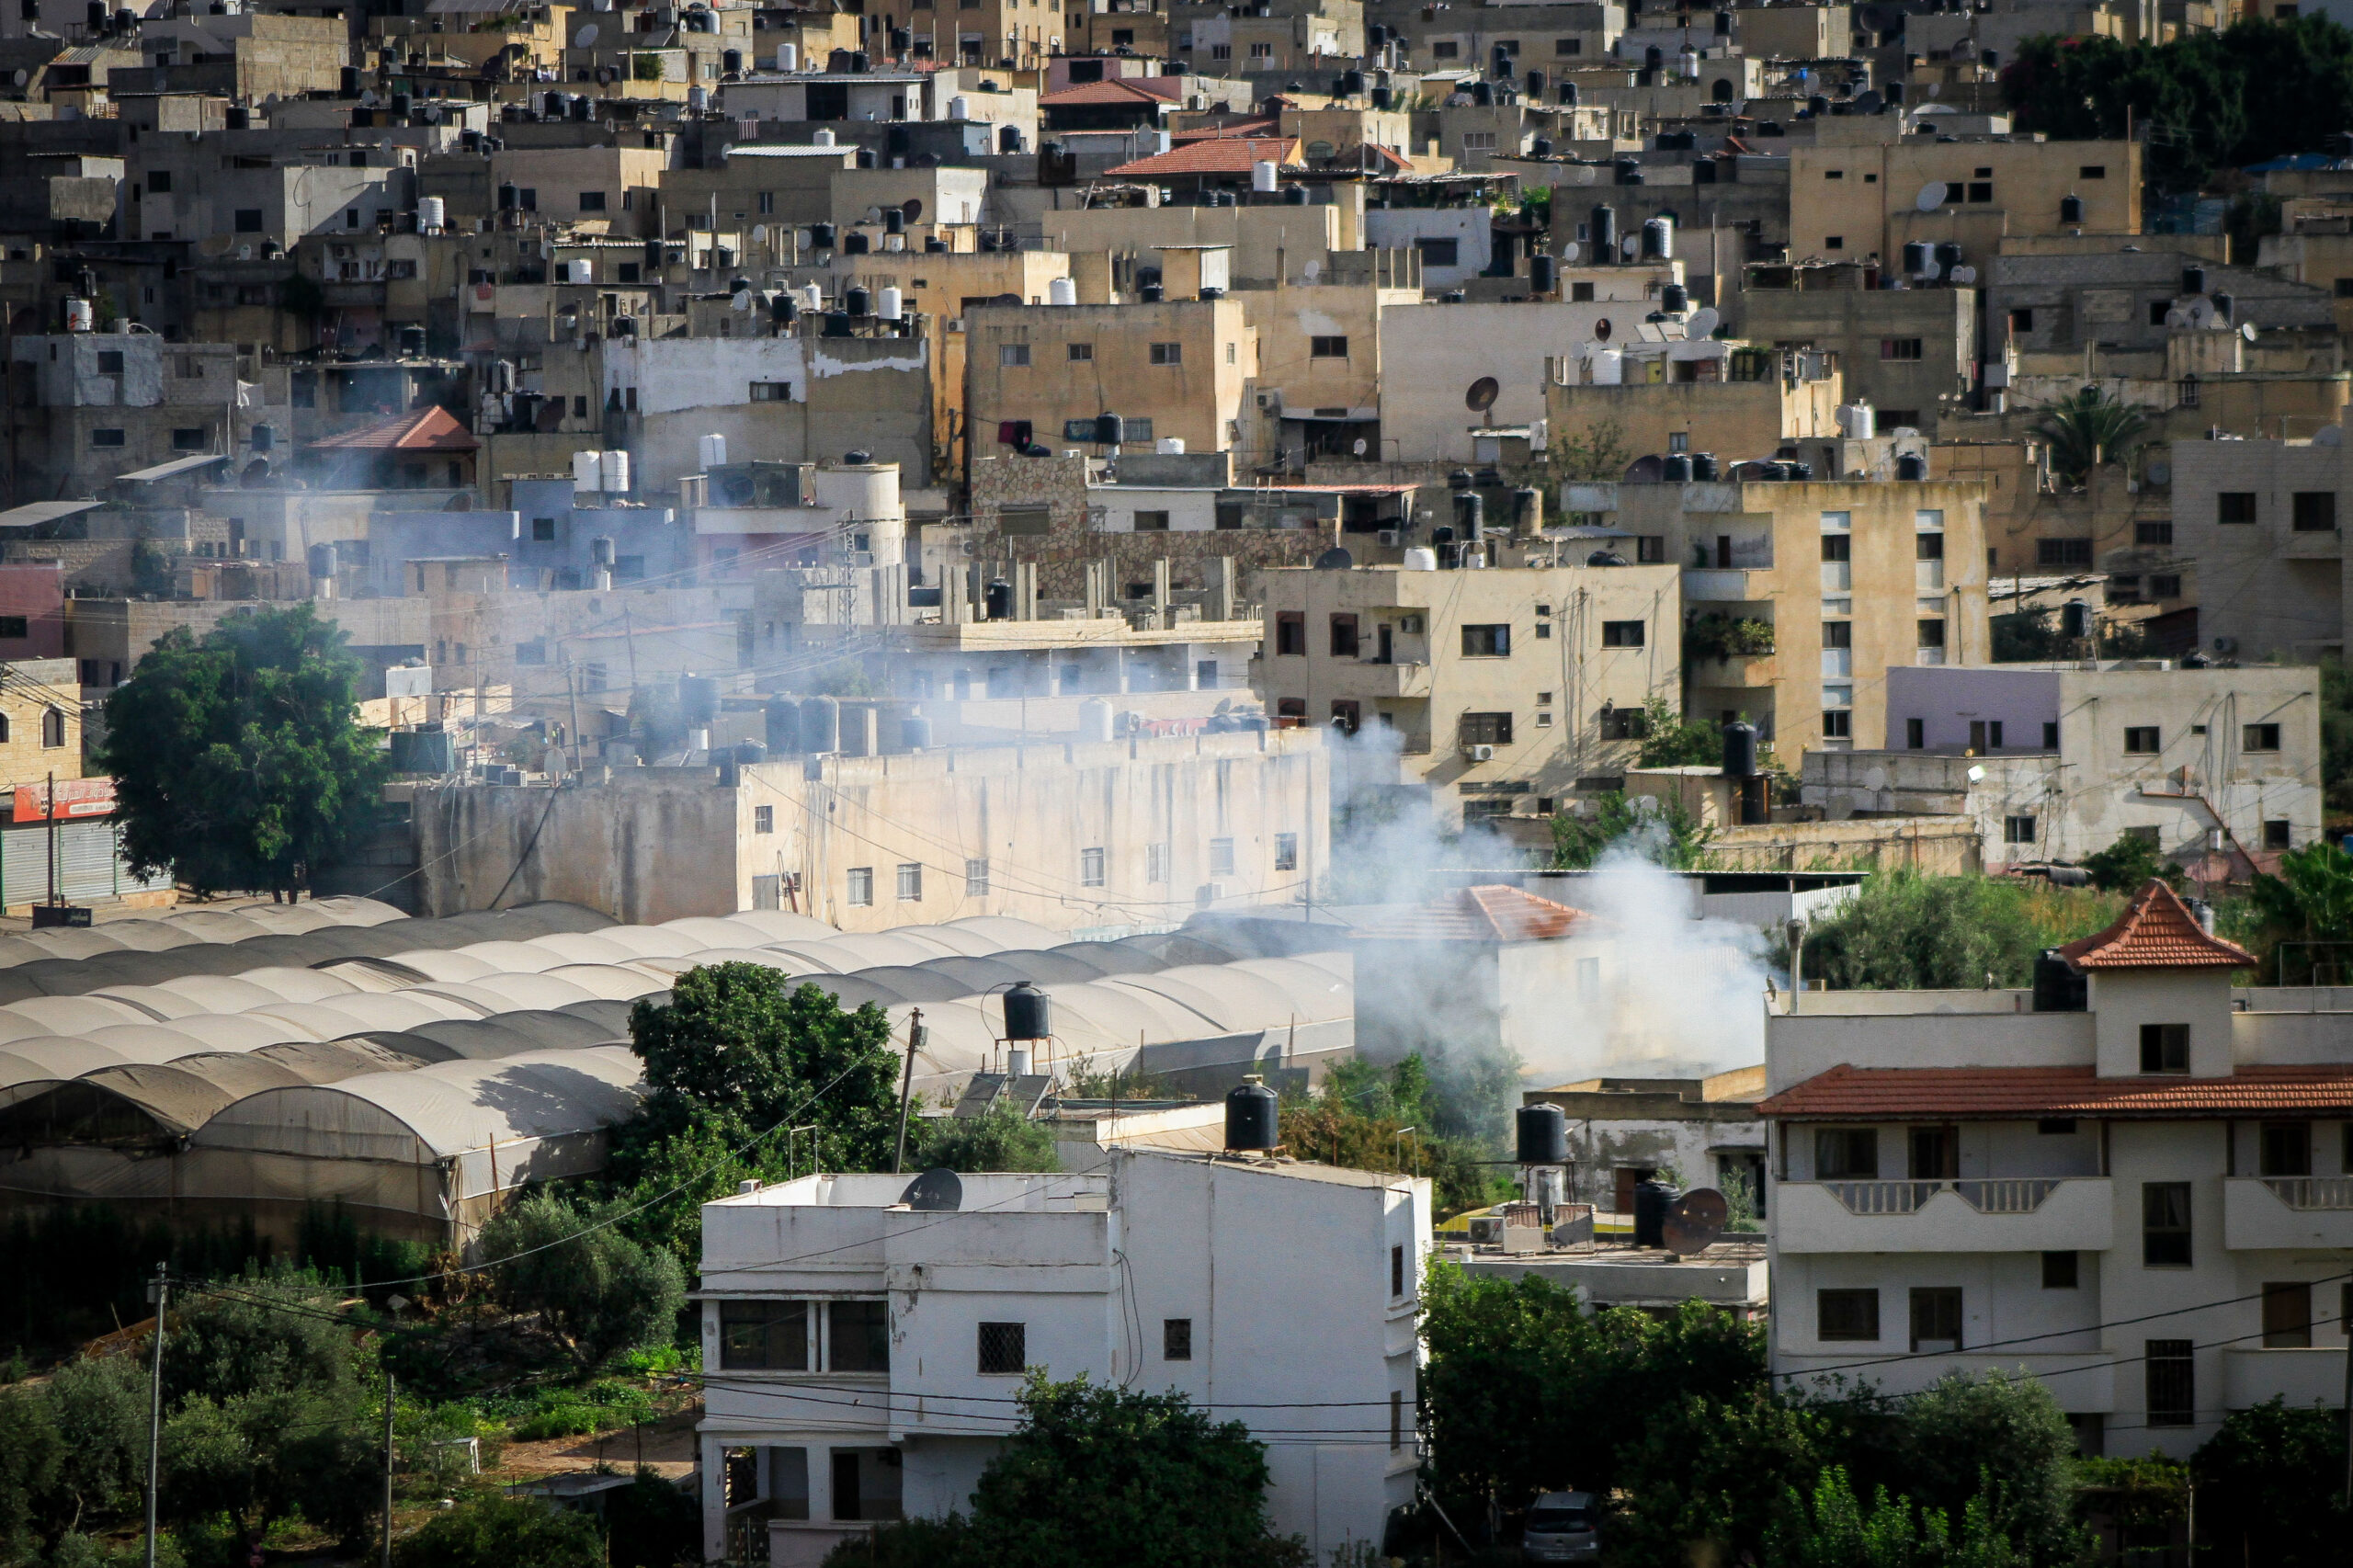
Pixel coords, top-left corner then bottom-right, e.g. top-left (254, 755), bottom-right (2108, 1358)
top-left (1685, 569), bottom-right (1768, 602)
top-left (2222, 1347), bottom-right (2347, 1409)
top-left (2284, 528), bottom-right (2341, 561)
top-left (1693, 653), bottom-right (1777, 687)
top-left (1774, 1177), bottom-right (2114, 1254)
top-left (1334, 660), bottom-right (1432, 699)
top-left (2222, 1176), bottom-right (2353, 1249)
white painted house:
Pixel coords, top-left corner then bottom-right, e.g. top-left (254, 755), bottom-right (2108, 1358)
top-left (1762, 880), bottom-right (2353, 1456)
top-left (696, 1149), bottom-right (1430, 1565)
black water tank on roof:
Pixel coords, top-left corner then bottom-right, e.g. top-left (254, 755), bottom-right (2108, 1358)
top-left (1722, 720), bottom-right (1758, 778)
top-left (2032, 950), bottom-right (2088, 1012)
top-left (1895, 452), bottom-right (1927, 480)
top-left (1225, 1078), bottom-right (1279, 1151)
top-left (984, 577), bottom-right (1013, 620)
top-left (1691, 452), bottom-right (1719, 480)
top-left (1516, 1103), bottom-right (1569, 1165)
top-left (800, 696), bottom-right (841, 753)
top-left (1003, 981), bottom-right (1051, 1040)
top-left (1661, 453), bottom-right (1693, 483)
top-left (765, 697), bottom-right (801, 752)
top-left (1633, 1177), bottom-right (1679, 1247)
top-left (677, 674), bottom-right (721, 725)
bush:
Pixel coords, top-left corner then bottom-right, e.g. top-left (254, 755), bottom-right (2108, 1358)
top-left (2193, 1398), bottom-right (2347, 1567)
top-left (476, 1194), bottom-right (687, 1371)
top-left (1551, 790), bottom-right (1711, 871)
top-left (2080, 834), bottom-right (2182, 892)
top-left (391, 1494), bottom-right (606, 1568)
top-left (1797, 872), bottom-right (2121, 991)
top-left (914, 1107), bottom-right (1062, 1173)
top-left (605, 1469), bottom-right (700, 1568)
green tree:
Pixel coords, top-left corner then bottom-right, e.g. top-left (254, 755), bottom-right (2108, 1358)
top-left (1890, 1373), bottom-right (2080, 1564)
top-left (42, 1356), bottom-right (151, 1527)
top-left (1770, 1466), bottom-right (2025, 1568)
top-left (960, 1373), bottom-right (1304, 1568)
top-left (2080, 833), bottom-right (2183, 892)
top-left (2247, 841), bottom-right (2353, 982)
top-left (1797, 872), bottom-right (2120, 990)
top-left (99, 602), bottom-right (387, 898)
top-left (1550, 790), bottom-right (1712, 870)
top-left (1607, 1391), bottom-right (1832, 1567)
top-left (2030, 388), bottom-right (2149, 488)
top-left (604, 1468), bottom-right (701, 1568)
top-left (158, 1388), bottom-right (378, 1548)
top-left (1278, 1055), bottom-right (1507, 1216)
top-left (915, 1107), bottom-right (1062, 1174)
top-left (2192, 1397), bottom-right (2347, 1567)
top-left (474, 1192), bottom-right (687, 1370)
top-left (390, 1494), bottom-right (606, 1568)
top-left (1634, 696), bottom-right (1723, 767)
top-left (0, 1384), bottom-right (63, 1564)
top-left (2320, 655), bottom-right (2353, 820)
top-left (161, 1271), bottom-right (358, 1410)
top-left (1551, 419), bottom-right (1632, 482)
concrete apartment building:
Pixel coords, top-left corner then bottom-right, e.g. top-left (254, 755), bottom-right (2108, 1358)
top-left (1256, 559), bottom-right (1682, 826)
top-left (1788, 121), bottom-right (2139, 267)
top-left (964, 292), bottom-right (1257, 464)
top-left (1588, 478), bottom-right (1991, 756)
top-left (1727, 262), bottom-right (1976, 433)
top-left (1761, 881), bottom-right (2353, 1456)
top-left (1801, 662), bottom-right (2323, 871)
top-left (415, 724), bottom-right (1329, 929)
top-left (698, 1150), bottom-right (1428, 1566)
top-left (7, 334), bottom-right (243, 495)
top-left (1547, 336), bottom-right (1844, 471)
top-left (2169, 426), bottom-right (2353, 663)
top-left (1988, 243), bottom-right (2336, 362)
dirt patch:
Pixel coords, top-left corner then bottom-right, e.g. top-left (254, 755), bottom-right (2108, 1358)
top-left (490, 1404), bottom-right (701, 1483)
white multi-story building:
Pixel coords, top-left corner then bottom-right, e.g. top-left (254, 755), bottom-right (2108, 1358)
top-left (695, 1149), bottom-right (1430, 1565)
top-left (1761, 880), bottom-right (2353, 1456)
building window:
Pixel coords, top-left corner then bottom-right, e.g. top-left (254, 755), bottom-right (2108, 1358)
top-left (2294, 492), bottom-right (2338, 531)
top-left (578, 190), bottom-right (608, 211)
top-left (1916, 619), bottom-right (1946, 650)
top-left (1825, 237), bottom-right (1844, 251)
top-left (1600, 707), bottom-right (1647, 741)
top-left (2136, 520), bottom-right (2174, 546)
top-left (720, 1300), bottom-right (809, 1369)
top-left (2259, 1121), bottom-right (2311, 1176)
top-left (90, 429), bottom-right (124, 448)
top-left (2218, 492), bottom-right (2257, 525)
top-left (2245, 722), bottom-right (2281, 752)
top-left (998, 343), bottom-right (1030, 367)
top-left (1815, 1127), bottom-right (1878, 1179)
top-left (2009, 308), bottom-right (2035, 333)
top-left (1310, 335), bottom-right (1348, 358)
top-left (2041, 1251), bottom-right (2079, 1289)
top-left (2140, 1022), bottom-right (2190, 1074)
top-left (1146, 843), bottom-right (1168, 883)
top-left (39, 709), bottom-right (63, 748)
top-left (1415, 238), bottom-right (1461, 267)
top-left (1600, 620), bottom-right (1649, 649)
top-left (2122, 726), bottom-right (2160, 755)
top-left (2266, 818), bottom-right (2293, 850)
top-left (749, 381), bottom-right (793, 402)
top-left (1132, 510), bottom-right (1170, 532)
top-left (1164, 1318), bottom-right (1192, 1360)
top-left (2144, 1339), bottom-right (2194, 1425)
top-left (1823, 710), bottom-right (1851, 738)
top-left (1817, 1289), bottom-right (1880, 1342)
top-left (2262, 1282), bottom-right (2313, 1348)
top-left (952, 858), bottom-right (983, 897)
top-left (2153, 574), bottom-right (2182, 598)
top-left (1068, 343), bottom-right (1093, 361)
top-left (1903, 718), bottom-right (1925, 749)
top-left (1275, 611), bottom-right (1305, 655)
top-left (978, 1322), bottom-right (1026, 1375)
top-left (2036, 539), bottom-right (2093, 566)
top-left (1461, 623), bottom-right (1511, 656)
top-left (1459, 712), bottom-right (1514, 746)
top-left (1148, 342), bottom-right (1181, 365)
top-left (2143, 1181), bottom-right (2193, 1267)
top-left (532, 517), bottom-right (558, 541)
top-left (1881, 338), bottom-right (1924, 360)
top-left (0, 618), bottom-right (25, 641)
top-left (1909, 1287), bottom-right (1961, 1353)
top-left (828, 1300), bottom-right (890, 1371)
top-left (754, 805), bottom-right (774, 834)
top-left (896, 862), bottom-right (923, 902)
top-left (1080, 846), bottom-right (1106, 887)
top-left (1390, 1244), bottom-right (1406, 1297)
top-left (1274, 832), bottom-right (1298, 871)
top-left (1209, 837), bottom-right (1235, 876)
top-left (847, 867), bottom-right (874, 905)
top-left (1332, 614), bottom-right (1361, 657)
top-left (2003, 814), bottom-right (2037, 845)
top-left (1390, 1390), bottom-right (1404, 1450)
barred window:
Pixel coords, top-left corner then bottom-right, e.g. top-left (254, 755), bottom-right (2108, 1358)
top-left (977, 1321), bottom-right (1027, 1374)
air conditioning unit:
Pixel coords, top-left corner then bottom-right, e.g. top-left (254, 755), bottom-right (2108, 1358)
top-left (1377, 529), bottom-right (1401, 546)
top-left (1256, 390), bottom-right (1283, 412)
top-left (2212, 636), bottom-right (2237, 654)
top-left (1399, 614), bottom-right (1424, 633)
top-left (1462, 743), bottom-right (1495, 762)
top-left (947, 317), bottom-right (966, 333)
top-left (1196, 881), bottom-right (1228, 907)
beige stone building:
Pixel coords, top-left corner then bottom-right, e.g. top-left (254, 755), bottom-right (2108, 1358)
top-left (1546, 337), bottom-right (1844, 471)
top-left (1589, 478), bottom-right (1992, 757)
top-left (414, 726), bottom-right (1329, 929)
top-left (1256, 560), bottom-right (1683, 826)
top-left (963, 292), bottom-right (1257, 464)
top-left (0, 658), bottom-right (83, 789)
top-left (1789, 121), bottom-right (2140, 267)
top-left (1727, 263), bottom-right (1976, 433)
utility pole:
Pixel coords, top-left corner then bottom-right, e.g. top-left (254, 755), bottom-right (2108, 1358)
top-left (565, 661), bottom-right (585, 776)
top-left (621, 604), bottom-right (641, 697)
top-left (381, 1373), bottom-right (395, 1568)
top-left (143, 1261), bottom-right (165, 1568)
top-left (893, 1007), bottom-right (922, 1167)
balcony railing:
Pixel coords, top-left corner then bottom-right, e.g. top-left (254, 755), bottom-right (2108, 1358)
top-left (1826, 1179), bottom-right (2063, 1215)
top-left (2262, 1176), bottom-right (2353, 1210)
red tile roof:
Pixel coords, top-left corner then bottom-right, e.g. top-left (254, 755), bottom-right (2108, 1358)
top-left (1172, 117), bottom-right (1280, 141)
top-left (2057, 878), bottom-right (2254, 971)
top-left (1758, 1062), bottom-right (2353, 1119)
top-left (1106, 135), bottom-right (1300, 177)
top-left (306, 405), bottom-right (479, 453)
top-left (1041, 76), bottom-right (1183, 106)
top-left (1350, 883), bottom-right (1591, 943)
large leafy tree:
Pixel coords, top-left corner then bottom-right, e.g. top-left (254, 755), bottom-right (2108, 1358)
top-left (2192, 1400), bottom-right (2347, 1568)
top-left (99, 602), bottom-right (386, 898)
top-left (2031, 388), bottom-right (2149, 488)
top-left (391, 1495), bottom-right (606, 1568)
top-left (474, 1191), bottom-right (687, 1370)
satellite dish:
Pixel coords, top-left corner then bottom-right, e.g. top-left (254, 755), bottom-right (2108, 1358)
top-left (2186, 298), bottom-right (2215, 328)
top-left (752, 223), bottom-right (767, 242)
top-left (1352, 437), bottom-right (1368, 456)
top-left (2313, 429), bottom-right (2342, 449)
top-left (574, 22), bottom-right (598, 45)
top-left (1966, 764), bottom-right (1986, 783)
top-left (1663, 1187), bottom-right (1729, 1256)
top-left (1862, 766), bottom-right (1888, 791)
top-left (1563, 240), bottom-right (1581, 261)
top-left (1595, 316), bottom-right (1612, 340)
top-left (1303, 258), bottom-right (1322, 280)
top-left (1686, 305), bottom-right (1720, 338)
top-left (1854, 88), bottom-right (1882, 113)
top-left (901, 1167), bottom-right (963, 1211)
top-left (9, 69), bottom-right (24, 87)
top-left (1915, 180), bottom-right (1946, 211)
top-left (1950, 265), bottom-right (1977, 284)
top-left (2242, 321), bottom-right (2258, 342)
top-left (2165, 307), bottom-right (2189, 329)
top-left (1465, 376), bottom-right (1500, 412)
top-left (360, 88), bottom-right (380, 107)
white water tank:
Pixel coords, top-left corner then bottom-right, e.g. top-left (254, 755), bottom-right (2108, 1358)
top-left (1156, 437), bottom-right (1185, 454)
top-left (1077, 697), bottom-right (1115, 742)
top-left (573, 449), bottom-right (604, 491)
top-left (599, 449), bottom-right (631, 494)
top-left (1678, 48), bottom-right (1699, 77)
top-left (688, 85), bottom-right (707, 112)
top-left (813, 127), bottom-right (835, 146)
top-left (1402, 547), bottom-right (1438, 571)
top-left (876, 285), bottom-right (903, 320)
top-left (699, 433), bottom-right (727, 470)
top-left (418, 195), bottom-right (446, 233)
top-left (1252, 159), bottom-right (1279, 192)
top-left (801, 282), bottom-right (824, 311)
top-left (1588, 349), bottom-right (1624, 385)
top-left (1836, 403), bottom-right (1876, 439)
top-left (776, 41), bottom-right (796, 70)
top-left (63, 298), bottom-right (91, 333)
top-left (1047, 277), bottom-right (1077, 306)
top-left (949, 95), bottom-right (970, 119)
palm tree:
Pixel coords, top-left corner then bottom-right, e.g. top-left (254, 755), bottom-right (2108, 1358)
top-left (2033, 385), bottom-right (2150, 486)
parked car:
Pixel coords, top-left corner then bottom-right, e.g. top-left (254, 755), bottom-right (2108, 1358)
top-left (1521, 1491), bottom-right (1601, 1564)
